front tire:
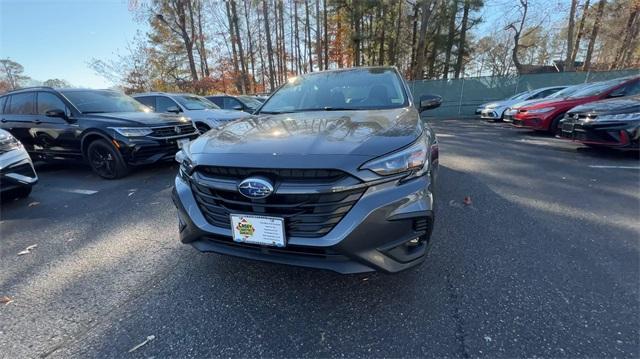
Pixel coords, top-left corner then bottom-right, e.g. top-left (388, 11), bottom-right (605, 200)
top-left (549, 114), bottom-right (566, 135)
top-left (2, 185), bottom-right (32, 201)
top-left (86, 139), bottom-right (129, 179)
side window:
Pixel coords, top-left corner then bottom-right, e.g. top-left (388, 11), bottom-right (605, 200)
top-left (135, 96), bottom-right (155, 110)
top-left (224, 97), bottom-right (242, 109)
top-left (209, 97), bottom-right (223, 107)
top-left (37, 92), bottom-right (67, 114)
top-left (530, 90), bottom-right (549, 99)
top-left (0, 96), bottom-right (6, 114)
top-left (622, 81), bottom-right (640, 96)
top-left (156, 96), bottom-right (178, 112)
top-left (6, 92), bottom-right (36, 115)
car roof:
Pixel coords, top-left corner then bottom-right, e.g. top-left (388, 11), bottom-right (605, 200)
top-left (133, 92), bottom-right (201, 97)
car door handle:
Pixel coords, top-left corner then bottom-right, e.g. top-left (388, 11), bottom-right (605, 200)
top-left (0, 119), bottom-right (6, 123)
top-left (33, 120), bottom-right (42, 124)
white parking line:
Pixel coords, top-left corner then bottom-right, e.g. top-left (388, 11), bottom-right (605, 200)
top-left (51, 188), bottom-right (99, 195)
top-left (588, 165), bottom-right (640, 170)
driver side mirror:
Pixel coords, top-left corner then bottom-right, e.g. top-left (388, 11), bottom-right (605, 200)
top-left (232, 104), bottom-right (243, 111)
top-left (45, 108), bottom-right (67, 119)
top-left (166, 105), bottom-right (181, 113)
top-left (419, 94), bottom-right (442, 112)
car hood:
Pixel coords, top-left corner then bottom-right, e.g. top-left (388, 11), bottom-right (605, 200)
top-left (186, 108), bottom-right (250, 121)
top-left (568, 96), bottom-right (640, 115)
top-left (187, 108), bottom-right (421, 159)
top-left (82, 112), bottom-right (189, 126)
top-left (510, 98), bottom-right (552, 109)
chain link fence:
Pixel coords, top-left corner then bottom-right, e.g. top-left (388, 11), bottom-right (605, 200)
top-left (408, 69), bottom-right (640, 119)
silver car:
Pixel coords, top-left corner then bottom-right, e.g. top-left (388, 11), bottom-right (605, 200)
top-left (0, 129), bottom-right (38, 199)
top-left (132, 92), bottom-right (249, 133)
top-left (478, 86), bottom-right (568, 121)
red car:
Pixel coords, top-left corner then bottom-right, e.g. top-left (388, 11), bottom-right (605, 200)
top-left (512, 76), bottom-right (640, 133)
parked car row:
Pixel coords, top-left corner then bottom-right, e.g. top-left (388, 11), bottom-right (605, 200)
top-left (0, 87), bottom-right (261, 185)
top-left (477, 75), bottom-right (640, 150)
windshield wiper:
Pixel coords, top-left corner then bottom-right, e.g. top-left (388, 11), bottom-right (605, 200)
top-left (82, 111), bottom-right (107, 114)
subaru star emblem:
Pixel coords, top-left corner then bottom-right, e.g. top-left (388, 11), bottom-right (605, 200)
top-left (174, 125), bottom-right (182, 134)
top-left (238, 177), bottom-right (274, 199)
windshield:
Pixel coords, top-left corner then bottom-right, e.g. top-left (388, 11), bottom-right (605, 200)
top-left (568, 79), bottom-right (627, 99)
top-left (547, 84), bottom-right (586, 99)
top-left (238, 95), bottom-right (262, 108)
top-left (61, 90), bottom-right (149, 113)
top-left (174, 95), bottom-right (220, 110)
top-left (259, 68), bottom-right (408, 114)
top-left (508, 91), bottom-right (530, 100)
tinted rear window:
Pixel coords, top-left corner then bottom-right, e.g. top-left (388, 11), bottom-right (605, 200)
top-left (7, 92), bottom-right (35, 115)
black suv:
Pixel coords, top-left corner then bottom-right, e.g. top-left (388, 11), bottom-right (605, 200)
top-left (0, 87), bottom-right (199, 179)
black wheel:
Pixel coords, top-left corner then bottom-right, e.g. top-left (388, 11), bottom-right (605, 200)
top-left (2, 185), bottom-right (32, 201)
top-left (86, 139), bottom-right (129, 179)
top-left (195, 123), bottom-right (211, 134)
top-left (549, 114), bottom-right (566, 136)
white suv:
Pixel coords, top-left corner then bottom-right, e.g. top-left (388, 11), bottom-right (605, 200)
top-left (133, 92), bottom-right (249, 133)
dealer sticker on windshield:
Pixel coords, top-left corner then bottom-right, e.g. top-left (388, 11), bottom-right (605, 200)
top-left (230, 214), bottom-right (286, 247)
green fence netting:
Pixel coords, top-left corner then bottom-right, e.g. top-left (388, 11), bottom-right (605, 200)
top-left (408, 69), bottom-right (640, 118)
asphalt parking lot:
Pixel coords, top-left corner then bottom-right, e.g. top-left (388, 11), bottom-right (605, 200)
top-left (1, 118), bottom-right (638, 358)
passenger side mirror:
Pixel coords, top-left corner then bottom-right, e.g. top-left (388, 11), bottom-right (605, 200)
top-left (232, 104), bottom-right (243, 111)
top-left (45, 108), bottom-right (67, 119)
top-left (419, 94), bottom-right (442, 112)
top-left (166, 105), bottom-right (181, 113)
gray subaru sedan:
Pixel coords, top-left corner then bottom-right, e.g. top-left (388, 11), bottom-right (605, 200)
top-left (172, 67), bottom-right (441, 273)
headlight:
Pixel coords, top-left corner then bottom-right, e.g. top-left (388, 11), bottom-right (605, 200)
top-left (593, 112), bottom-right (640, 122)
top-left (0, 131), bottom-right (23, 151)
top-left (175, 147), bottom-right (195, 176)
top-left (109, 127), bottom-right (153, 137)
top-left (362, 133), bottom-right (428, 176)
top-left (525, 107), bottom-right (555, 114)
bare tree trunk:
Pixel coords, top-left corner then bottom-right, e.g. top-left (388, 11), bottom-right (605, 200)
top-left (225, 0), bottom-right (241, 91)
top-left (279, 0), bottom-right (287, 81)
top-left (613, 7), bottom-right (639, 69)
top-left (391, 0), bottom-right (403, 66)
top-left (565, 0), bottom-right (578, 71)
top-left (413, 0), bottom-right (438, 80)
top-left (426, 19), bottom-right (441, 78)
top-left (377, 4), bottom-right (386, 66)
top-left (582, 0), bottom-right (606, 71)
top-left (230, 0), bottom-right (247, 93)
top-left (454, 0), bottom-right (469, 79)
top-left (571, 0), bottom-right (590, 64)
top-left (294, 0), bottom-right (302, 74)
top-left (257, 5), bottom-right (267, 90)
top-left (195, 1), bottom-right (209, 77)
top-left (315, 0), bottom-right (323, 70)
top-left (323, 0), bottom-right (329, 69)
top-left (410, 3), bottom-right (419, 74)
top-left (442, 0), bottom-right (459, 79)
top-left (305, 0), bottom-right (314, 71)
top-left (263, 0), bottom-right (276, 90)
top-left (244, 0), bottom-right (256, 93)
top-left (506, 0), bottom-right (529, 74)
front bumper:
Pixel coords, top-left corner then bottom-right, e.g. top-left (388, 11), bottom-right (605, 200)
top-left (172, 173), bottom-right (435, 274)
top-left (480, 109), bottom-right (500, 120)
top-left (0, 148), bottom-right (38, 192)
top-left (559, 120), bottom-right (640, 149)
top-left (115, 133), bottom-right (200, 166)
top-left (511, 115), bottom-right (549, 130)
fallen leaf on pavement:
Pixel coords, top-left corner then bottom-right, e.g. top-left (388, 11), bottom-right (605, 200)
top-left (463, 196), bottom-right (472, 206)
top-left (128, 335), bottom-right (155, 353)
top-left (1, 296), bottom-right (13, 305)
top-left (17, 244), bottom-right (37, 256)
top-left (28, 202), bottom-right (40, 207)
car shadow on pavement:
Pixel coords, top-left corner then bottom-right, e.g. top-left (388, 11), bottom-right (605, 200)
top-left (45, 164), bottom-right (639, 358)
